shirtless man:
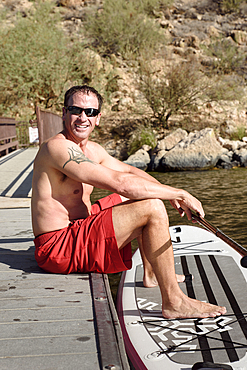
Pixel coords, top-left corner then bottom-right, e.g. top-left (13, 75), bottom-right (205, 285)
top-left (31, 85), bottom-right (226, 319)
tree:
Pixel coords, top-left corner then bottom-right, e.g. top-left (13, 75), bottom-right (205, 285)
top-left (139, 59), bottom-right (206, 128)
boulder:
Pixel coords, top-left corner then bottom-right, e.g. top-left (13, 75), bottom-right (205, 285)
top-left (157, 128), bottom-right (188, 150)
top-left (103, 139), bottom-right (127, 160)
top-left (159, 128), bottom-right (224, 171)
top-left (124, 149), bottom-right (150, 171)
top-left (116, 96), bottom-right (134, 111)
top-left (83, 49), bottom-right (103, 73)
top-left (207, 25), bottom-right (220, 38)
top-left (233, 148), bottom-right (247, 167)
top-left (218, 137), bottom-right (247, 151)
top-left (231, 30), bottom-right (247, 45)
top-left (216, 152), bottom-right (238, 169)
top-left (153, 149), bottom-right (167, 171)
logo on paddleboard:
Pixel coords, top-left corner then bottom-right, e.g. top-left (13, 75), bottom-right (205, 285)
top-left (137, 298), bottom-right (239, 363)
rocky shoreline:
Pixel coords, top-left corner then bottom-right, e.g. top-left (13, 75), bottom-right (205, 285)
top-left (124, 127), bottom-right (247, 171)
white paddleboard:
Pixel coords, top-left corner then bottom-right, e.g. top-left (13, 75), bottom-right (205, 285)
top-left (117, 225), bottom-right (247, 370)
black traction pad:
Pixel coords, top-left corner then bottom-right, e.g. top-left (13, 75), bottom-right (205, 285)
top-left (135, 255), bottom-right (247, 365)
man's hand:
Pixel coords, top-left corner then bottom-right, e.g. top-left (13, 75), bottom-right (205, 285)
top-left (169, 191), bottom-right (204, 221)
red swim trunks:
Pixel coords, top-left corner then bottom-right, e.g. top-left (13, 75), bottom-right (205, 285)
top-left (34, 193), bottom-right (132, 274)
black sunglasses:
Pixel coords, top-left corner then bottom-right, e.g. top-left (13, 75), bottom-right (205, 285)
top-left (65, 106), bottom-right (100, 117)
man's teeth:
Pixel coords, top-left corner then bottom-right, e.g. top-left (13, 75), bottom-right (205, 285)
top-left (76, 124), bottom-right (88, 128)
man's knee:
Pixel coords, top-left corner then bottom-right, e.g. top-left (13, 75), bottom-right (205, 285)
top-left (144, 199), bottom-right (168, 221)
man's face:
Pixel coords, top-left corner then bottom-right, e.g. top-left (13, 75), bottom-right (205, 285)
top-left (62, 92), bottom-right (101, 142)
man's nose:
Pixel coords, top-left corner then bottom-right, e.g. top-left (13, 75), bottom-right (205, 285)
top-left (77, 111), bottom-right (87, 119)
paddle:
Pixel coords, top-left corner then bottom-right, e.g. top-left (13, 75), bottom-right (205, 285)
top-left (191, 212), bottom-right (247, 268)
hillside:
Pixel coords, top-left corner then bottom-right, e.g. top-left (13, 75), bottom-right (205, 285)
top-left (0, 0), bottom-right (247, 155)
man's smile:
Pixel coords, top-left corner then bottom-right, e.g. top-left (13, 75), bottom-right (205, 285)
top-left (75, 123), bottom-right (89, 129)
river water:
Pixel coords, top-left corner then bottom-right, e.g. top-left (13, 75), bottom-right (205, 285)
top-left (91, 167), bottom-right (247, 297)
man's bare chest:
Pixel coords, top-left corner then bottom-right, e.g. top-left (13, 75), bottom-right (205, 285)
top-left (58, 174), bottom-right (94, 198)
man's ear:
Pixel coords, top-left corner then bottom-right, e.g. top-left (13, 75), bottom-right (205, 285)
top-left (95, 112), bottom-right (101, 126)
top-left (62, 107), bottom-right (66, 120)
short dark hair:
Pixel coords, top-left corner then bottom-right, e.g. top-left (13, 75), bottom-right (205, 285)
top-left (64, 85), bottom-right (103, 111)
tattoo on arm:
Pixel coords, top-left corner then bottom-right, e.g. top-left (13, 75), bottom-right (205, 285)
top-left (63, 147), bottom-right (96, 168)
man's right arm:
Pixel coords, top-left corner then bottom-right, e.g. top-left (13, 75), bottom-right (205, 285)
top-left (46, 139), bottom-right (204, 219)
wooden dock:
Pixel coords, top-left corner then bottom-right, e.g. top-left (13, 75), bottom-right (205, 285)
top-left (0, 148), bottom-right (129, 370)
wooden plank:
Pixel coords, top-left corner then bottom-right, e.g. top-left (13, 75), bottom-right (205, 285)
top-left (0, 118), bottom-right (19, 155)
top-left (0, 140), bottom-right (19, 152)
top-left (0, 117), bottom-right (16, 124)
top-left (91, 273), bottom-right (130, 370)
top-left (0, 135), bottom-right (16, 141)
top-left (0, 207), bottom-right (101, 370)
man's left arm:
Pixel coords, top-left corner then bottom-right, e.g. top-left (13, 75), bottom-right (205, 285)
top-left (99, 146), bottom-right (158, 183)
top-left (100, 146), bottom-right (186, 216)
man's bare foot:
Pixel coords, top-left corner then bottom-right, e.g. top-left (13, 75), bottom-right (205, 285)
top-left (162, 294), bottom-right (227, 319)
top-left (143, 273), bottom-right (191, 287)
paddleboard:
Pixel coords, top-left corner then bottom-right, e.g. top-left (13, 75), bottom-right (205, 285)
top-left (117, 225), bottom-right (247, 370)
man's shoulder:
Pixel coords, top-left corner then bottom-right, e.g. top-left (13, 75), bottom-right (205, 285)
top-left (35, 134), bottom-right (75, 165)
top-left (87, 141), bottom-right (107, 157)
top-left (44, 134), bottom-right (75, 153)
top-left (87, 140), bottom-right (104, 151)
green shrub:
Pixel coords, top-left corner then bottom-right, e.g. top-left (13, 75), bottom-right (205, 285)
top-left (84, 0), bottom-right (167, 58)
top-left (128, 125), bottom-right (157, 155)
top-left (206, 74), bottom-right (245, 102)
top-left (0, 1), bottom-right (110, 117)
top-left (133, 0), bottom-right (174, 15)
top-left (0, 0), bottom-right (174, 119)
top-left (230, 125), bottom-right (246, 140)
top-left (220, 0), bottom-right (245, 12)
top-left (202, 37), bottom-right (245, 75)
top-left (0, 1), bottom-right (69, 115)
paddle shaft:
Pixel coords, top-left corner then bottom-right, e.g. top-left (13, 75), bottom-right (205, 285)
top-left (192, 213), bottom-right (247, 257)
